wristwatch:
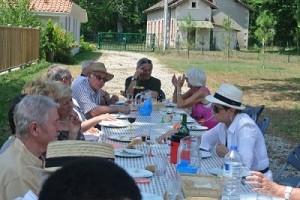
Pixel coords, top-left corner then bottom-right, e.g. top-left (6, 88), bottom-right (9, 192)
top-left (284, 186), bottom-right (293, 200)
top-left (131, 76), bottom-right (137, 81)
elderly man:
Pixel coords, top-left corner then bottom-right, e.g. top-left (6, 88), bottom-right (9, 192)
top-left (0, 95), bottom-right (61, 200)
top-left (125, 57), bottom-right (163, 99)
top-left (71, 62), bottom-right (130, 119)
top-left (71, 61), bottom-right (119, 106)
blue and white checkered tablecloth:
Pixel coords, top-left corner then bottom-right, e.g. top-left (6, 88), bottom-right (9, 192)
top-left (100, 110), bottom-right (252, 198)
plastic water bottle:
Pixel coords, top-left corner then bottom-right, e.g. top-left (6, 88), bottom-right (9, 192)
top-left (222, 145), bottom-right (242, 200)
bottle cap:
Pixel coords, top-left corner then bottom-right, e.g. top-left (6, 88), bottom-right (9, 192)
top-left (230, 145), bottom-right (238, 150)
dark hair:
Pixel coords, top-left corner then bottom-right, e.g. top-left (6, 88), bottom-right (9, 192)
top-left (136, 58), bottom-right (152, 69)
top-left (8, 94), bottom-right (27, 135)
top-left (39, 158), bottom-right (142, 200)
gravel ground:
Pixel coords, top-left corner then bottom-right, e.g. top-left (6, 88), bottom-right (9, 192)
top-left (97, 50), bottom-right (299, 179)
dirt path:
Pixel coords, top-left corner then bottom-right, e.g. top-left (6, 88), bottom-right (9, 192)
top-left (97, 50), bottom-right (186, 99)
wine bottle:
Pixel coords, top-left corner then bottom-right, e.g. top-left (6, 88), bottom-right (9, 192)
top-left (177, 114), bottom-right (190, 136)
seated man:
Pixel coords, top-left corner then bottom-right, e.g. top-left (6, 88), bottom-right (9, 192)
top-left (125, 57), bottom-right (162, 99)
top-left (0, 95), bottom-right (61, 200)
top-left (71, 61), bottom-right (119, 106)
top-left (71, 62), bottom-right (130, 119)
top-left (38, 157), bottom-right (141, 200)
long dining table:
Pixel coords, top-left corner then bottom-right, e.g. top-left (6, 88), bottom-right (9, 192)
top-left (99, 108), bottom-right (253, 199)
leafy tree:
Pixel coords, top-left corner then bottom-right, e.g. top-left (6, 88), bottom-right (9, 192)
top-left (254, 11), bottom-right (276, 68)
top-left (222, 17), bottom-right (234, 60)
top-left (74, 0), bottom-right (160, 34)
top-left (0, 0), bottom-right (41, 27)
top-left (179, 13), bottom-right (196, 59)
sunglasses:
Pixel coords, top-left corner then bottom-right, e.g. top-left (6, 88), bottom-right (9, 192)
top-left (92, 73), bottom-right (107, 82)
top-left (212, 105), bottom-right (224, 114)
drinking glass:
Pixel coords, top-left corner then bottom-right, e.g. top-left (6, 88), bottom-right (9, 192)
top-left (127, 114), bottom-right (136, 131)
top-left (154, 155), bottom-right (167, 176)
top-left (166, 178), bottom-right (180, 200)
top-left (126, 93), bottom-right (133, 105)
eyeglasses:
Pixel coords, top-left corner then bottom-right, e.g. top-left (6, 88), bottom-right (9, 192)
top-left (92, 73), bottom-right (107, 82)
top-left (212, 105), bottom-right (224, 114)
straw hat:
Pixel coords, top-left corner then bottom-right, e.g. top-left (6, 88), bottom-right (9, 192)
top-left (33, 141), bottom-right (115, 173)
top-left (82, 62), bottom-right (114, 81)
top-left (205, 83), bottom-right (246, 110)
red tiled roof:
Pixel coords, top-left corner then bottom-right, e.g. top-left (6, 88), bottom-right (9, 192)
top-left (30, 0), bottom-right (72, 13)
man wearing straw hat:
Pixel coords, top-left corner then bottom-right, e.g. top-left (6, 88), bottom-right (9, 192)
top-left (72, 61), bottom-right (130, 119)
top-left (0, 95), bottom-right (61, 200)
top-left (200, 83), bottom-right (272, 179)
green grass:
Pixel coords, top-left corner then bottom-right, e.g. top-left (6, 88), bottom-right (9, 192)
top-left (147, 50), bottom-right (300, 143)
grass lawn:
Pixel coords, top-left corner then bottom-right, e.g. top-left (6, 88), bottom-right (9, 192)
top-left (148, 50), bottom-right (300, 143)
top-left (0, 49), bottom-right (299, 146)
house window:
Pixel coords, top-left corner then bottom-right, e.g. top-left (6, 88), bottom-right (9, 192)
top-left (191, 2), bottom-right (196, 8)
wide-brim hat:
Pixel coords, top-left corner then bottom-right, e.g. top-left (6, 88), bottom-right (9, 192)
top-left (205, 83), bottom-right (246, 110)
top-left (82, 62), bottom-right (114, 81)
top-left (31, 140), bottom-right (115, 174)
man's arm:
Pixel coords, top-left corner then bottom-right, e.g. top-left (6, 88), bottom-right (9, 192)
top-left (87, 105), bottom-right (130, 118)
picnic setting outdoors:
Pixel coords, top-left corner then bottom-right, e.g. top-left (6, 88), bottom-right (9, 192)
top-left (0, 0), bottom-right (300, 200)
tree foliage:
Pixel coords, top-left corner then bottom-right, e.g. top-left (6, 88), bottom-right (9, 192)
top-left (0, 0), bottom-right (41, 27)
top-left (179, 13), bottom-right (196, 59)
top-left (222, 17), bottom-right (234, 60)
top-left (74, 0), bottom-right (160, 34)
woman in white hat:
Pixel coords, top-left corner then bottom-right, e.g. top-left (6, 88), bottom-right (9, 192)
top-left (172, 67), bottom-right (217, 129)
top-left (200, 83), bottom-right (272, 180)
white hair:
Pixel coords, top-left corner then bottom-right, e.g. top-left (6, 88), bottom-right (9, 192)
top-left (186, 67), bottom-right (206, 87)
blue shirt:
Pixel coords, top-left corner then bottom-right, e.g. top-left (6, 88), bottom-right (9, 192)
top-left (71, 78), bottom-right (100, 118)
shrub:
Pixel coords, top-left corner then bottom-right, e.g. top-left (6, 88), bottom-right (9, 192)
top-left (80, 35), bottom-right (97, 51)
top-left (41, 19), bottom-right (77, 63)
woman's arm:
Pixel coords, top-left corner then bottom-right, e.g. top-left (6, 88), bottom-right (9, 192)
top-left (246, 171), bottom-right (299, 200)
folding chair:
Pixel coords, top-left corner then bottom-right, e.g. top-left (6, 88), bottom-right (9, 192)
top-left (257, 116), bottom-right (270, 135)
top-left (242, 105), bottom-right (265, 123)
top-left (274, 145), bottom-right (300, 187)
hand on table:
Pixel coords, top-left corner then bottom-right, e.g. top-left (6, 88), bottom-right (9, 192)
top-left (109, 95), bottom-right (119, 104)
top-left (216, 141), bottom-right (229, 157)
top-left (246, 171), bottom-right (281, 197)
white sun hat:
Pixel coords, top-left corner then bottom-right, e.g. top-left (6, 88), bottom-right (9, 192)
top-left (205, 83), bottom-right (246, 110)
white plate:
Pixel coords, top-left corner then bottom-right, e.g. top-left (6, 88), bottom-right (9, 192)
top-left (165, 102), bottom-right (176, 107)
top-left (187, 124), bottom-right (208, 131)
top-left (173, 109), bottom-right (186, 114)
top-left (115, 100), bottom-right (126, 105)
top-left (117, 114), bottom-right (130, 119)
top-left (209, 167), bottom-right (250, 177)
top-left (186, 118), bottom-right (195, 123)
top-left (201, 150), bottom-right (212, 158)
top-left (108, 135), bottom-right (133, 142)
top-left (114, 149), bottom-right (144, 157)
top-left (125, 168), bottom-right (153, 178)
top-left (240, 193), bottom-right (284, 200)
top-left (141, 192), bottom-right (163, 200)
top-left (99, 120), bottom-right (128, 128)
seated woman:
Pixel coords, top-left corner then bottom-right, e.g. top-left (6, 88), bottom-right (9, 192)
top-left (172, 67), bottom-right (217, 129)
top-left (200, 83), bottom-right (272, 180)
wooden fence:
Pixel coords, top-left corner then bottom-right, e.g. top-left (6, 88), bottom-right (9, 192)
top-left (0, 25), bottom-right (40, 72)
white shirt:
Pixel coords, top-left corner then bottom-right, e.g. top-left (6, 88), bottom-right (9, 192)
top-left (200, 113), bottom-right (272, 179)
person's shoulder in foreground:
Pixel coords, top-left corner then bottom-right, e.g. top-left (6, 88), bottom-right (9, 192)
top-left (38, 157), bottom-right (142, 200)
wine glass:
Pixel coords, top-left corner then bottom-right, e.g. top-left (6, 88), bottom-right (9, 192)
top-left (126, 93), bottom-right (133, 105)
top-left (127, 114), bottom-right (136, 131)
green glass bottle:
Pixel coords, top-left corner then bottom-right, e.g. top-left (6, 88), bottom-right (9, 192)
top-left (177, 114), bottom-right (190, 136)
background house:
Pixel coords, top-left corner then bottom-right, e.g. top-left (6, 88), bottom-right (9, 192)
top-left (30, 0), bottom-right (88, 54)
top-left (144, 0), bottom-right (252, 51)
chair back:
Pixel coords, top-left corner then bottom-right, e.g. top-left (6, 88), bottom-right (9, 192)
top-left (286, 145), bottom-right (300, 170)
top-left (242, 105), bottom-right (265, 123)
top-left (257, 116), bottom-right (270, 135)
